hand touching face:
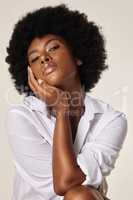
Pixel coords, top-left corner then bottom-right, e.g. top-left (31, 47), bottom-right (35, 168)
top-left (27, 66), bottom-right (70, 114)
top-left (27, 34), bottom-right (81, 90)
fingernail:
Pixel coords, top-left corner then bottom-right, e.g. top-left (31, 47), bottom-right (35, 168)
top-left (38, 79), bottom-right (44, 84)
top-left (28, 66), bottom-right (31, 72)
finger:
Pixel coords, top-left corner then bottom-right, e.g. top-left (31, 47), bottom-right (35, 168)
top-left (36, 74), bottom-right (60, 94)
top-left (38, 79), bottom-right (44, 85)
top-left (28, 66), bottom-right (63, 102)
top-left (28, 67), bottom-right (45, 94)
top-left (28, 66), bottom-right (61, 93)
top-left (28, 69), bottom-right (40, 97)
top-left (28, 67), bottom-right (49, 100)
top-left (37, 79), bottom-right (51, 95)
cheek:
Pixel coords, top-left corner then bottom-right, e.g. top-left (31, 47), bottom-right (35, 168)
top-left (56, 62), bottom-right (77, 84)
top-left (56, 51), bottom-right (76, 73)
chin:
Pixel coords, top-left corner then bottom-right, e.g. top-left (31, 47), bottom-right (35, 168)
top-left (44, 70), bottom-right (74, 90)
top-left (44, 73), bottom-right (64, 88)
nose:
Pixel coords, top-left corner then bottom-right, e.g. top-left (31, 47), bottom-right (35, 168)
top-left (40, 54), bottom-right (52, 65)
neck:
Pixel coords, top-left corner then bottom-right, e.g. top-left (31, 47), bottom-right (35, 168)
top-left (63, 75), bottom-right (85, 113)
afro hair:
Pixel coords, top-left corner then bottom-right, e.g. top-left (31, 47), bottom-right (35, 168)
top-left (5, 3), bottom-right (109, 96)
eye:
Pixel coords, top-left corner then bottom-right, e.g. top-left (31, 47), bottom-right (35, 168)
top-left (31, 57), bottom-right (39, 63)
top-left (49, 45), bottom-right (60, 52)
top-left (30, 45), bottom-right (60, 63)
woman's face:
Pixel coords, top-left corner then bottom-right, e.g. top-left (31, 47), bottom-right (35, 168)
top-left (27, 34), bottom-right (81, 89)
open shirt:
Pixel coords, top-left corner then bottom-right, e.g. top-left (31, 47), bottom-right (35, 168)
top-left (6, 93), bottom-right (128, 200)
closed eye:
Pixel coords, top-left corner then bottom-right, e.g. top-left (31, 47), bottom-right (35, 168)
top-left (30, 45), bottom-right (60, 63)
top-left (49, 45), bottom-right (60, 52)
top-left (31, 57), bottom-right (39, 63)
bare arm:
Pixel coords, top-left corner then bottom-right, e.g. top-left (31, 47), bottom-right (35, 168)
top-left (52, 110), bottom-right (86, 195)
top-left (27, 68), bottom-right (86, 195)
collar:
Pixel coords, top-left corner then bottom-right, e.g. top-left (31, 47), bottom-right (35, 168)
top-left (84, 94), bottom-right (104, 121)
top-left (23, 95), bottom-right (48, 113)
top-left (23, 93), bottom-right (104, 153)
top-left (23, 93), bottom-right (104, 120)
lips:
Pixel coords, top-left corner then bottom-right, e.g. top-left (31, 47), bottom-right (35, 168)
top-left (44, 62), bottom-right (57, 75)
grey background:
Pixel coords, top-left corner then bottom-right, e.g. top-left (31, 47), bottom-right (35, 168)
top-left (0, 0), bottom-right (132, 199)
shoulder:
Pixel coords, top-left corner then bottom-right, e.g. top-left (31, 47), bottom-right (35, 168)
top-left (86, 94), bottom-right (128, 129)
top-left (6, 99), bottom-right (52, 144)
top-left (6, 94), bottom-right (47, 121)
top-left (7, 102), bottom-right (35, 120)
top-left (86, 95), bottom-right (128, 146)
top-left (6, 100), bottom-right (41, 132)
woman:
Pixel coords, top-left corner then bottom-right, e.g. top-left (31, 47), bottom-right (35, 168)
top-left (6, 4), bottom-right (127, 200)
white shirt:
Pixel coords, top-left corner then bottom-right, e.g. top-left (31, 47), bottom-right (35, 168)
top-left (6, 93), bottom-right (128, 200)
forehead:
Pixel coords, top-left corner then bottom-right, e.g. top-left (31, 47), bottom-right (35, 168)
top-left (28, 34), bottom-right (66, 49)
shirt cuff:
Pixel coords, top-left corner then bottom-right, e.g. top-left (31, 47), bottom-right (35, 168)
top-left (76, 151), bottom-right (103, 188)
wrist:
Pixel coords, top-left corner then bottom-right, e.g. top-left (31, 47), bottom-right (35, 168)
top-left (56, 108), bottom-right (70, 118)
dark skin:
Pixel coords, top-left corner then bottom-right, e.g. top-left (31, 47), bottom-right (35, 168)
top-left (27, 33), bottom-right (85, 140)
top-left (27, 34), bottom-right (104, 200)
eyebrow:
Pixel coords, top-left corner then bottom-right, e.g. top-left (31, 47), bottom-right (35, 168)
top-left (28, 38), bottom-right (61, 57)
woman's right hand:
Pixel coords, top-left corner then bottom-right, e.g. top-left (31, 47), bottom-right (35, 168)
top-left (27, 66), bottom-right (70, 114)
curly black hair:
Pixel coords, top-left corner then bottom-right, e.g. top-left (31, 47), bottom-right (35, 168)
top-left (5, 3), bottom-right (108, 96)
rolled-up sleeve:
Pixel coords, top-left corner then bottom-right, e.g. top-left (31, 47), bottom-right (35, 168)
top-left (7, 108), bottom-right (53, 188)
top-left (76, 113), bottom-right (128, 188)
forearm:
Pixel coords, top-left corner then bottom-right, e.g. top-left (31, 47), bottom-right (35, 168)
top-left (52, 111), bottom-right (86, 195)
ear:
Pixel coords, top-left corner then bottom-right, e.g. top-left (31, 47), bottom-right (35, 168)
top-left (74, 58), bottom-right (83, 66)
